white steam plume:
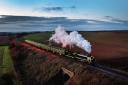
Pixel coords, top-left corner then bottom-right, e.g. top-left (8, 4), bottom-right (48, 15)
top-left (49, 26), bottom-right (92, 53)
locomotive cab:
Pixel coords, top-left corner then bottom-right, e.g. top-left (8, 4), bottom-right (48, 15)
top-left (88, 56), bottom-right (96, 64)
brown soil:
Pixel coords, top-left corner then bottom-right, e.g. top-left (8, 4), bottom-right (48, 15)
top-left (80, 31), bottom-right (128, 60)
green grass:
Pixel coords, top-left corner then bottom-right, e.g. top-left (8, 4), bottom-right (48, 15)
top-left (0, 46), bottom-right (5, 75)
top-left (2, 46), bottom-right (13, 74)
top-left (23, 32), bottom-right (52, 42)
top-left (0, 46), bottom-right (14, 75)
top-left (0, 46), bottom-right (21, 85)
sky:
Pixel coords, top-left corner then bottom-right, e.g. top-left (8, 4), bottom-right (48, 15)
top-left (0, 0), bottom-right (128, 21)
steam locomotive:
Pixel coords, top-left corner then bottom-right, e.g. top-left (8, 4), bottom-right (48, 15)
top-left (25, 40), bottom-right (95, 64)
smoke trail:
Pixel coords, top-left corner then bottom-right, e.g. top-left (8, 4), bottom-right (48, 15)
top-left (49, 26), bottom-right (92, 53)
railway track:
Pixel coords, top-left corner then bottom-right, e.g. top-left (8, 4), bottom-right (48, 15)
top-left (89, 63), bottom-right (128, 81)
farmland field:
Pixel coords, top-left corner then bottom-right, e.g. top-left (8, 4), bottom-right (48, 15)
top-left (0, 46), bottom-right (21, 85)
top-left (0, 46), bottom-right (13, 75)
top-left (0, 46), bottom-right (5, 75)
top-left (23, 32), bottom-right (52, 42)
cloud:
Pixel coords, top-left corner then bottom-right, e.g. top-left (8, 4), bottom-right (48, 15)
top-left (43, 7), bottom-right (63, 11)
top-left (87, 20), bottom-right (98, 24)
top-left (37, 6), bottom-right (76, 12)
top-left (103, 16), bottom-right (128, 24)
